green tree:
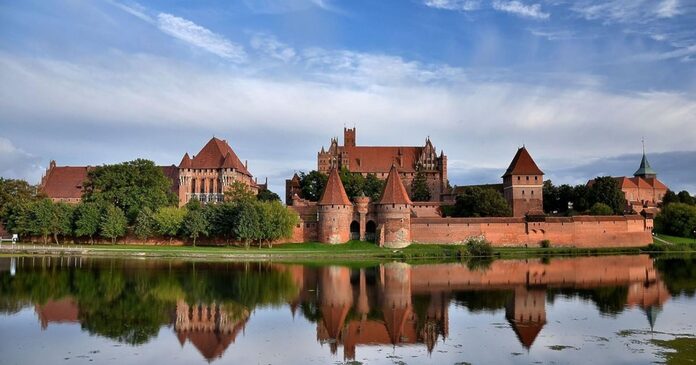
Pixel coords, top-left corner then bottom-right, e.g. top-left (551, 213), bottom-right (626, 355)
top-left (257, 188), bottom-right (281, 202)
top-left (258, 201), bottom-right (299, 248)
top-left (452, 187), bottom-right (512, 217)
top-left (100, 204), bottom-right (127, 244)
top-left (182, 200), bottom-right (209, 246)
top-left (0, 178), bottom-right (41, 228)
top-left (235, 200), bottom-right (262, 248)
top-left (154, 206), bottom-right (186, 244)
top-left (24, 199), bottom-right (56, 244)
top-left (590, 202), bottom-right (614, 216)
top-left (589, 176), bottom-right (625, 215)
top-left (677, 190), bottom-right (695, 205)
top-left (299, 170), bottom-right (328, 201)
top-left (83, 159), bottom-right (176, 222)
top-left (74, 202), bottom-right (102, 244)
top-left (543, 180), bottom-right (559, 213)
top-left (224, 180), bottom-right (255, 203)
top-left (363, 173), bottom-right (385, 201)
top-left (411, 164), bottom-right (431, 202)
top-left (662, 190), bottom-right (679, 206)
top-left (339, 167), bottom-right (365, 199)
top-left (573, 184), bottom-right (592, 213)
top-left (204, 202), bottom-right (238, 243)
top-left (655, 203), bottom-right (696, 238)
top-left (134, 207), bottom-right (157, 241)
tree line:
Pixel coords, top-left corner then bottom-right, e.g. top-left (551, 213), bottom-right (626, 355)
top-left (655, 189), bottom-right (696, 238)
top-left (0, 159), bottom-right (297, 246)
top-left (543, 177), bottom-right (627, 216)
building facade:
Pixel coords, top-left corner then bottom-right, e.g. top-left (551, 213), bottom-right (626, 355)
top-left (502, 147), bottom-right (544, 217)
top-left (39, 137), bottom-right (263, 207)
top-left (291, 127), bottom-right (448, 202)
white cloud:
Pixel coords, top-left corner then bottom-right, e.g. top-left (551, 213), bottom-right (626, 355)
top-left (156, 13), bottom-right (247, 62)
top-left (108, 0), bottom-right (154, 23)
top-left (0, 137), bottom-right (43, 182)
top-left (250, 33), bottom-right (296, 62)
top-left (529, 29), bottom-right (575, 40)
top-left (571, 0), bottom-right (683, 24)
top-left (656, 0), bottom-right (681, 18)
top-left (423, 0), bottom-right (481, 11)
top-left (492, 1), bottom-right (549, 19)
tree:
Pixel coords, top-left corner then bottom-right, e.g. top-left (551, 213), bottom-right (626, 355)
top-left (258, 201), bottom-right (299, 248)
top-left (83, 159), bottom-right (177, 222)
top-left (182, 200), bottom-right (209, 246)
top-left (452, 187), bottom-right (512, 217)
top-left (224, 180), bottom-right (255, 203)
top-left (338, 167), bottom-right (366, 199)
top-left (235, 200), bottom-right (262, 248)
top-left (572, 184), bottom-right (592, 213)
top-left (677, 190), bottom-right (695, 205)
top-left (588, 176), bottom-right (625, 215)
top-left (590, 202), bottom-right (614, 216)
top-left (411, 165), bottom-right (431, 202)
top-left (662, 190), bottom-right (679, 206)
top-left (299, 171), bottom-right (328, 201)
top-left (154, 207), bottom-right (186, 244)
top-left (543, 180), bottom-right (559, 213)
top-left (24, 199), bottom-right (56, 244)
top-left (654, 203), bottom-right (696, 238)
top-left (100, 205), bottom-right (127, 244)
top-left (363, 173), bottom-right (385, 201)
top-left (257, 188), bottom-right (281, 202)
top-left (74, 202), bottom-right (101, 244)
top-left (0, 178), bottom-right (40, 226)
top-left (204, 203), bottom-right (237, 243)
top-left (134, 207), bottom-right (156, 241)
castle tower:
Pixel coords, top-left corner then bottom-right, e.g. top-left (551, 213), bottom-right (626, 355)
top-left (377, 165), bottom-right (413, 248)
top-left (353, 194), bottom-right (370, 241)
top-left (505, 286), bottom-right (547, 349)
top-left (502, 147), bottom-right (544, 217)
top-left (380, 262), bottom-right (413, 346)
top-left (344, 127), bottom-right (356, 148)
top-left (317, 168), bottom-right (353, 244)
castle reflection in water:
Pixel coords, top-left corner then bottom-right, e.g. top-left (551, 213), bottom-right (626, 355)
top-left (24, 255), bottom-right (669, 362)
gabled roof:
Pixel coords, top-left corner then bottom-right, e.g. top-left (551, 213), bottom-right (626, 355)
top-left (187, 137), bottom-right (251, 176)
top-left (343, 146), bottom-right (425, 173)
top-left (644, 177), bottom-right (668, 190)
top-left (615, 176), bottom-right (638, 189)
top-left (318, 168), bottom-right (352, 205)
top-left (503, 147), bottom-right (544, 177)
top-left (508, 320), bottom-right (545, 349)
top-left (41, 166), bottom-right (92, 199)
top-left (379, 165), bottom-right (413, 205)
top-left (631, 177), bottom-right (653, 189)
top-left (634, 151), bottom-right (657, 177)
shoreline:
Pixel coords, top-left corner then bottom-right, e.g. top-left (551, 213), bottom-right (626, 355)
top-left (0, 241), bottom-right (689, 262)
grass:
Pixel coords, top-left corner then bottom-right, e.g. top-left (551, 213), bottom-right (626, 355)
top-left (655, 233), bottom-right (696, 245)
top-left (651, 337), bottom-right (696, 364)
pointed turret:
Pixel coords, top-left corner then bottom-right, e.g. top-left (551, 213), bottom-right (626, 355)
top-left (503, 147), bottom-right (544, 177)
top-left (319, 168), bottom-right (352, 206)
top-left (634, 144), bottom-right (657, 179)
top-left (179, 153), bottom-right (192, 169)
top-left (379, 165), bottom-right (413, 205)
top-left (502, 147), bottom-right (544, 217)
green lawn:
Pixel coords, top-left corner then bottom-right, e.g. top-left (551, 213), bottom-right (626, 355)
top-left (655, 233), bottom-right (696, 245)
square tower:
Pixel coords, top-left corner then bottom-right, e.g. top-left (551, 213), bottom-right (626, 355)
top-left (502, 147), bottom-right (544, 217)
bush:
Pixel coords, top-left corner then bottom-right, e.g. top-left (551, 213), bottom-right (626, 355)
top-left (590, 202), bottom-right (614, 216)
top-left (465, 237), bottom-right (494, 257)
top-left (655, 203), bottom-right (696, 238)
top-left (540, 239), bottom-right (551, 248)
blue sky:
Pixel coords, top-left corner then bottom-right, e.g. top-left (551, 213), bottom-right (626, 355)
top-left (1, 0), bottom-right (695, 195)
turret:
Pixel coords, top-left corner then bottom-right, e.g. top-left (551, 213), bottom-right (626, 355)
top-left (634, 141), bottom-right (657, 179)
top-left (502, 147), bottom-right (544, 217)
top-left (377, 165), bottom-right (412, 248)
top-left (317, 168), bottom-right (353, 244)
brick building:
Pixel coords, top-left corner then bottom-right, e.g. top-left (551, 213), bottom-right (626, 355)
top-left (287, 128), bottom-right (448, 203)
top-left (502, 146), bottom-right (544, 217)
top-left (588, 148), bottom-right (668, 214)
top-left (39, 137), bottom-right (264, 207)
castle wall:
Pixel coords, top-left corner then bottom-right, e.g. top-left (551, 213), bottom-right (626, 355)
top-left (377, 204), bottom-right (411, 248)
top-left (318, 205), bottom-right (353, 244)
top-left (410, 215), bottom-right (652, 247)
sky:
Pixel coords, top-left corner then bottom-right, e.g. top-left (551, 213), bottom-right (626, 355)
top-left (1, 0), bottom-right (695, 196)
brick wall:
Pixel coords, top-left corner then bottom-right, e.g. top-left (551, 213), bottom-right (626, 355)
top-left (411, 215), bottom-right (652, 248)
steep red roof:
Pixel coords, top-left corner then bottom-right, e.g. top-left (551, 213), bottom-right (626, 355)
top-left (178, 153), bottom-right (192, 169)
top-left (188, 137), bottom-right (251, 176)
top-left (631, 177), bottom-right (653, 189)
top-left (509, 320), bottom-right (545, 349)
top-left (344, 146), bottom-right (423, 173)
top-left (644, 177), bottom-right (668, 190)
top-left (503, 147), bottom-right (544, 177)
top-left (41, 166), bottom-right (91, 199)
top-left (615, 176), bottom-right (638, 189)
top-left (379, 165), bottom-right (413, 205)
top-left (318, 168), bottom-right (352, 205)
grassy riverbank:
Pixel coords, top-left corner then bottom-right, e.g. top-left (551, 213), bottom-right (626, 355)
top-left (3, 239), bottom-right (693, 262)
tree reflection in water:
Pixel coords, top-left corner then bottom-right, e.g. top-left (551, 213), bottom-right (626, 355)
top-left (0, 254), bottom-right (692, 362)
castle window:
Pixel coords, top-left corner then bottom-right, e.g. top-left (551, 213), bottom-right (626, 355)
top-left (535, 176), bottom-right (538, 181)
top-left (522, 190), bottom-right (525, 195)
top-left (526, 176), bottom-right (529, 181)
top-left (531, 191), bottom-right (534, 196)
top-left (517, 176), bottom-right (520, 181)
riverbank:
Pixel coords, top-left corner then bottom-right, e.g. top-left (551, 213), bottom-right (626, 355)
top-left (2, 238), bottom-right (694, 262)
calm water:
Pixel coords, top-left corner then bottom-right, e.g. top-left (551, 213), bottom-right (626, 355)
top-left (0, 255), bottom-right (694, 364)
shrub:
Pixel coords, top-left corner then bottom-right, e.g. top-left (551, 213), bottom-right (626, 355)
top-left (590, 202), bottom-right (614, 216)
top-left (540, 239), bottom-right (551, 248)
top-left (465, 237), bottom-right (494, 257)
top-left (654, 203), bottom-right (696, 238)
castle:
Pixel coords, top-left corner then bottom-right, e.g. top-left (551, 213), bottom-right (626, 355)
top-left (39, 137), bottom-right (266, 207)
top-left (287, 127), bottom-right (448, 204)
top-left (287, 145), bottom-right (653, 248)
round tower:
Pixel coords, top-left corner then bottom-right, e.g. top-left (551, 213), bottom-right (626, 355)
top-left (317, 168), bottom-right (353, 244)
top-left (377, 165), bottom-right (413, 248)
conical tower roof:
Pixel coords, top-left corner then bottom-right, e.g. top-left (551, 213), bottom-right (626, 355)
top-left (178, 153), bottom-right (192, 169)
top-left (634, 150), bottom-right (657, 177)
top-left (318, 168), bottom-right (352, 205)
top-left (503, 147), bottom-right (544, 177)
top-left (379, 165), bottom-right (413, 205)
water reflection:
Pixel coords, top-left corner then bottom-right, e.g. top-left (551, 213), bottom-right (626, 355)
top-left (0, 255), bottom-right (691, 363)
